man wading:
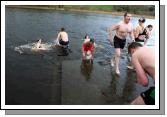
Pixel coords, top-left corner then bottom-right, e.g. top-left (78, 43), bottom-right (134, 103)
top-left (108, 12), bottom-right (135, 75)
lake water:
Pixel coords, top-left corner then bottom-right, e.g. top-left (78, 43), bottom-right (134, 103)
top-left (5, 7), bottom-right (155, 105)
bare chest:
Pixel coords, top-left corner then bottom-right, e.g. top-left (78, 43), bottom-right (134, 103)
top-left (118, 24), bottom-right (132, 33)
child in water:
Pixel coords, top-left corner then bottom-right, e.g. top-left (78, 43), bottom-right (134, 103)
top-left (82, 38), bottom-right (95, 60)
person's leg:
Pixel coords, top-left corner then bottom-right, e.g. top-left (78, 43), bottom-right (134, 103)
top-left (130, 96), bottom-right (145, 105)
top-left (111, 55), bottom-right (115, 67)
top-left (115, 48), bottom-right (121, 74)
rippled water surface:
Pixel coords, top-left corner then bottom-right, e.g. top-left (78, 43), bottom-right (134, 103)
top-left (5, 8), bottom-right (155, 105)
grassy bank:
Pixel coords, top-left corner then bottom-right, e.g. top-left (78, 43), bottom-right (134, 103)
top-left (6, 5), bottom-right (155, 19)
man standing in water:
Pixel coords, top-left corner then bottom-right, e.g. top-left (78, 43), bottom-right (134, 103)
top-left (128, 42), bottom-right (155, 105)
top-left (108, 12), bottom-right (135, 75)
top-left (56, 27), bottom-right (69, 46)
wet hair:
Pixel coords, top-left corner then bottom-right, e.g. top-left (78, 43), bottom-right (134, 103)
top-left (128, 42), bottom-right (143, 54)
top-left (138, 17), bottom-right (146, 23)
top-left (85, 34), bottom-right (89, 39)
top-left (37, 39), bottom-right (41, 42)
top-left (124, 12), bottom-right (128, 17)
top-left (61, 27), bottom-right (65, 31)
top-left (147, 25), bottom-right (153, 28)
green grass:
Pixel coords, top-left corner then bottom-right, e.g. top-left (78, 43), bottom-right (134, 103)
top-left (64, 5), bottom-right (113, 11)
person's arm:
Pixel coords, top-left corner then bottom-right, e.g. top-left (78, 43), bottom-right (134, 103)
top-left (82, 44), bottom-right (86, 59)
top-left (146, 28), bottom-right (151, 39)
top-left (107, 24), bottom-right (120, 44)
top-left (129, 25), bottom-right (135, 42)
top-left (144, 29), bottom-right (151, 46)
top-left (134, 26), bottom-right (140, 38)
top-left (91, 44), bottom-right (95, 58)
top-left (56, 32), bottom-right (61, 41)
top-left (132, 55), bottom-right (149, 87)
top-left (144, 39), bottom-right (148, 46)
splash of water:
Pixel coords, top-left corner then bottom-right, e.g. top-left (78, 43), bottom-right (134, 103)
top-left (14, 42), bottom-right (55, 54)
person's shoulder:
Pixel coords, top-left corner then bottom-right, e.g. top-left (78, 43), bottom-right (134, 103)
top-left (128, 22), bottom-right (133, 27)
top-left (136, 25), bottom-right (140, 29)
top-left (118, 21), bottom-right (123, 25)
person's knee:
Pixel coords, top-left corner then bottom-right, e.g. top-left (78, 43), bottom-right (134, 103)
top-left (115, 53), bottom-right (121, 58)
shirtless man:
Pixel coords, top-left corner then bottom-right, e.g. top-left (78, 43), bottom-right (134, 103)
top-left (128, 42), bottom-right (155, 105)
top-left (56, 27), bottom-right (69, 46)
top-left (108, 12), bottom-right (135, 75)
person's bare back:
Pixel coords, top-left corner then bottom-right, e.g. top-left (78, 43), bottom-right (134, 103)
top-left (58, 31), bottom-right (68, 42)
top-left (128, 42), bottom-right (155, 105)
top-left (132, 47), bottom-right (155, 80)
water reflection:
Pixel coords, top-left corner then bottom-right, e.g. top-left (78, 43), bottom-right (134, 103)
top-left (80, 60), bottom-right (94, 81)
top-left (101, 67), bottom-right (136, 104)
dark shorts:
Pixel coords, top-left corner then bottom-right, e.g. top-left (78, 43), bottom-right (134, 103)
top-left (140, 87), bottom-right (155, 105)
top-left (135, 38), bottom-right (145, 42)
top-left (59, 39), bottom-right (69, 46)
top-left (114, 36), bottom-right (126, 49)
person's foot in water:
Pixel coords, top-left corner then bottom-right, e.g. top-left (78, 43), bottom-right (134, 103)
top-left (115, 68), bottom-right (120, 75)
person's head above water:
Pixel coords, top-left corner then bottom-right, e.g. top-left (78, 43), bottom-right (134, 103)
top-left (124, 12), bottom-right (132, 23)
top-left (85, 34), bottom-right (90, 39)
top-left (138, 17), bottom-right (146, 23)
top-left (37, 39), bottom-right (42, 43)
top-left (61, 27), bottom-right (65, 31)
top-left (138, 17), bottom-right (145, 26)
top-left (147, 25), bottom-right (153, 31)
top-left (128, 42), bottom-right (143, 55)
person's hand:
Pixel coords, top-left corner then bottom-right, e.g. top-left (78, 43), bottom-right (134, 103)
top-left (109, 38), bottom-right (114, 46)
top-left (132, 38), bottom-right (135, 42)
top-left (82, 53), bottom-right (86, 59)
top-left (91, 54), bottom-right (94, 60)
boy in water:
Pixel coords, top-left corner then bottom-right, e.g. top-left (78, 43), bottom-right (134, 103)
top-left (55, 27), bottom-right (69, 46)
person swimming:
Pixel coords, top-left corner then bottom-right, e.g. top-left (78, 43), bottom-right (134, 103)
top-left (32, 39), bottom-right (46, 50)
top-left (35, 39), bottom-right (42, 49)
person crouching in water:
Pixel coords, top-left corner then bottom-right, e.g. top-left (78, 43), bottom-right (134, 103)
top-left (128, 42), bottom-right (155, 105)
top-left (56, 27), bottom-right (69, 46)
top-left (82, 38), bottom-right (95, 61)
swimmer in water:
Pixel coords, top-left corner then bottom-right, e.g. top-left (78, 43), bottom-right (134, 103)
top-left (35, 39), bottom-right (42, 49)
top-left (32, 39), bottom-right (46, 51)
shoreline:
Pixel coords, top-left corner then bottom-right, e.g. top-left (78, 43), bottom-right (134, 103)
top-left (6, 5), bottom-right (155, 19)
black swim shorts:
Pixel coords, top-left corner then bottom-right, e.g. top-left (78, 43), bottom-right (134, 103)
top-left (59, 39), bottom-right (69, 46)
top-left (114, 35), bottom-right (126, 49)
top-left (135, 38), bottom-right (145, 42)
top-left (140, 87), bottom-right (155, 105)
